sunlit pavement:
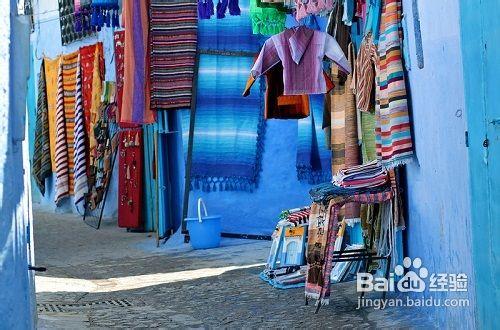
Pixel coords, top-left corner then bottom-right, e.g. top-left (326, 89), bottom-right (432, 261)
top-left (34, 207), bottom-right (435, 328)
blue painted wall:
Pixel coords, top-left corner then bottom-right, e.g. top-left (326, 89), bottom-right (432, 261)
top-left (32, 0), bottom-right (119, 218)
top-left (0, 0), bottom-right (36, 326)
top-left (402, 0), bottom-right (475, 327)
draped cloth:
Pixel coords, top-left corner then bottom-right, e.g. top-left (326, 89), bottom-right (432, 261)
top-left (183, 54), bottom-right (264, 192)
top-left (33, 60), bottom-right (52, 195)
top-left (375, 0), bottom-right (413, 168)
top-left (55, 60), bottom-right (70, 204)
top-left (150, 0), bottom-right (198, 110)
top-left (44, 56), bottom-right (61, 170)
top-left (114, 31), bottom-right (125, 117)
top-left (73, 56), bottom-right (89, 207)
top-left (297, 94), bottom-right (331, 185)
top-left (120, 0), bottom-right (155, 125)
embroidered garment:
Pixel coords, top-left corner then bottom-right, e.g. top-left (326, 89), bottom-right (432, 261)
top-left (33, 60), bottom-right (52, 195)
top-left (294, 0), bottom-right (334, 20)
top-left (375, 0), bottom-right (413, 167)
top-left (73, 57), bottom-right (89, 207)
top-left (120, 0), bottom-right (155, 125)
top-left (250, 0), bottom-right (286, 35)
top-left (59, 0), bottom-right (94, 45)
top-left (250, 26), bottom-right (351, 95)
top-left (297, 95), bottom-right (331, 184)
top-left (44, 57), bottom-right (61, 170)
top-left (150, 0), bottom-right (198, 110)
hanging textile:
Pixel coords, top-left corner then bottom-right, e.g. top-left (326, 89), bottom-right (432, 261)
top-left (120, 0), bottom-right (155, 125)
top-left (59, 0), bottom-right (94, 45)
top-left (32, 60), bottom-right (52, 196)
top-left (90, 0), bottom-right (120, 29)
top-left (184, 54), bottom-right (264, 192)
top-left (114, 31), bottom-right (125, 117)
top-left (74, 0), bottom-right (91, 32)
top-left (361, 111), bottom-right (376, 162)
top-left (80, 43), bottom-right (105, 158)
top-left (294, 0), bottom-right (334, 21)
top-left (150, 0), bottom-right (198, 111)
top-left (355, 34), bottom-right (377, 113)
top-left (297, 94), bottom-right (331, 184)
top-left (375, 0), bottom-right (413, 168)
top-left (249, 0), bottom-right (286, 35)
top-left (54, 62), bottom-right (70, 204)
top-left (73, 56), bottom-right (89, 207)
top-left (44, 57), bottom-right (61, 171)
top-left (198, 0), bottom-right (240, 19)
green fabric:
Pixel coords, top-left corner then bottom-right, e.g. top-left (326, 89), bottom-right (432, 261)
top-left (361, 111), bottom-right (377, 163)
top-left (250, 0), bottom-right (286, 35)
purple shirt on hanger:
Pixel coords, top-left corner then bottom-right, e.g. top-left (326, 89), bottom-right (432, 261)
top-left (250, 26), bottom-right (351, 95)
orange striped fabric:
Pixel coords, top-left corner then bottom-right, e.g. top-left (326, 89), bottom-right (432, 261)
top-left (355, 33), bottom-right (378, 113)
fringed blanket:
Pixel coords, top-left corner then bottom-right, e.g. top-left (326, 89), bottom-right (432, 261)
top-left (183, 54), bottom-right (264, 192)
top-left (33, 60), bottom-right (52, 195)
top-left (120, 0), bottom-right (155, 125)
top-left (55, 61), bottom-right (70, 204)
top-left (297, 94), bottom-right (331, 184)
top-left (73, 56), bottom-right (89, 208)
top-left (150, 0), bottom-right (198, 110)
top-left (44, 57), bottom-right (61, 171)
top-left (376, 0), bottom-right (413, 168)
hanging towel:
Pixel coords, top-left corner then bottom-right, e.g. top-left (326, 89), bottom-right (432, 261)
top-left (73, 55), bottom-right (89, 207)
top-left (32, 60), bottom-right (52, 196)
top-left (297, 94), bottom-right (331, 185)
top-left (44, 56), bottom-right (61, 171)
top-left (120, 0), bottom-right (155, 125)
top-left (54, 62), bottom-right (70, 204)
top-left (182, 54), bottom-right (264, 192)
top-left (150, 0), bottom-right (198, 110)
top-left (375, 0), bottom-right (413, 168)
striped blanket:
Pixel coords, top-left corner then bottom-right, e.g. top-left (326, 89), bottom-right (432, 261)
top-left (297, 94), bottom-right (331, 184)
top-left (150, 0), bottom-right (198, 110)
top-left (375, 0), bottom-right (413, 168)
top-left (33, 60), bottom-right (52, 196)
top-left (183, 54), bottom-right (264, 191)
top-left (44, 57), bottom-right (61, 171)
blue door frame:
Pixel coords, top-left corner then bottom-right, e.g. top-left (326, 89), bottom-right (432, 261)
top-left (460, 0), bottom-right (500, 327)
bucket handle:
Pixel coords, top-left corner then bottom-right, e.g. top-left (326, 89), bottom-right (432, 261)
top-left (197, 198), bottom-right (208, 223)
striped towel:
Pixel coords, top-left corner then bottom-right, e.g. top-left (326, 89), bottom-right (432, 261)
top-left (333, 161), bottom-right (388, 189)
top-left (44, 57), bottom-right (61, 171)
top-left (32, 60), bottom-right (52, 196)
top-left (150, 0), bottom-right (198, 110)
top-left (73, 55), bottom-right (89, 207)
top-left (375, 0), bottom-right (413, 168)
top-left (55, 60), bottom-right (70, 204)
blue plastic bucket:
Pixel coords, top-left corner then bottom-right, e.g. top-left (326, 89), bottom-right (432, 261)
top-left (185, 199), bottom-right (221, 249)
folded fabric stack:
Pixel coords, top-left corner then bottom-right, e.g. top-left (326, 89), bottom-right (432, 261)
top-left (333, 161), bottom-right (389, 189)
top-left (309, 181), bottom-right (388, 203)
top-left (278, 207), bottom-right (310, 227)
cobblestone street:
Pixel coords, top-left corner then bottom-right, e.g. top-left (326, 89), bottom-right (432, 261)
top-left (34, 207), bottom-right (433, 328)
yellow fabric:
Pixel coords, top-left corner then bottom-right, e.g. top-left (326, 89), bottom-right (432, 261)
top-left (44, 56), bottom-right (61, 171)
top-left (89, 46), bottom-right (103, 154)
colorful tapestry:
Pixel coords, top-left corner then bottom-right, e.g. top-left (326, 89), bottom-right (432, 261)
top-left (73, 57), bottom-right (89, 207)
top-left (183, 54), bottom-right (264, 191)
top-left (114, 31), bottom-right (125, 116)
top-left (297, 94), bottom-right (331, 184)
top-left (59, 0), bottom-right (94, 45)
top-left (55, 60), bottom-right (70, 204)
top-left (375, 0), bottom-right (413, 168)
top-left (150, 0), bottom-right (198, 110)
top-left (120, 0), bottom-right (155, 125)
top-left (33, 60), bottom-right (52, 196)
top-left (44, 57), bottom-right (61, 171)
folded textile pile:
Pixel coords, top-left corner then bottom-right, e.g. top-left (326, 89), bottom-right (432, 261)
top-left (260, 265), bottom-right (307, 289)
top-left (309, 181), bottom-right (388, 203)
top-left (333, 161), bottom-right (388, 189)
top-left (278, 207), bottom-right (310, 227)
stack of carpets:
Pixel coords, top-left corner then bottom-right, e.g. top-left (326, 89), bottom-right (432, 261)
top-left (333, 160), bottom-right (388, 189)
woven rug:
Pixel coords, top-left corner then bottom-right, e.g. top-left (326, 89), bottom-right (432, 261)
top-left (120, 0), bottom-right (155, 125)
top-left (375, 0), bottom-right (413, 168)
top-left (183, 54), bottom-right (264, 191)
top-left (55, 58), bottom-right (70, 204)
top-left (150, 0), bottom-right (198, 110)
top-left (297, 94), bottom-right (331, 184)
top-left (44, 57), bottom-right (61, 171)
top-left (33, 60), bottom-right (52, 196)
top-left (330, 66), bottom-right (346, 174)
top-left (361, 111), bottom-right (377, 162)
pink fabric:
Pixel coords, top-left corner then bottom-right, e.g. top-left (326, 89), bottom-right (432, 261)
top-left (251, 26), bottom-right (351, 95)
top-left (294, 0), bottom-right (334, 20)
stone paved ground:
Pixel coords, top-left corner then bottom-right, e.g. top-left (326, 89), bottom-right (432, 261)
top-left (34, 207), bottom-right (436, 329)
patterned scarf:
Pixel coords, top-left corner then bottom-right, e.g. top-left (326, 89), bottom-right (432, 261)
top-left (120, 0), bottom-right (155, 125)
top-left (32, 60), bottom-right (52, 196)
top-left (375, 0), bottom-right (413, 168)
top-left (297, 94), bottom-right (331, 184)
top-left (73, 56), bottom-right (89, 207)
top-left (150, 0), bottom-right (198, 110)
top-left (44, 57), bottom-right (61, 171)
top-left (55, 60), bottom-right (70, 204)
